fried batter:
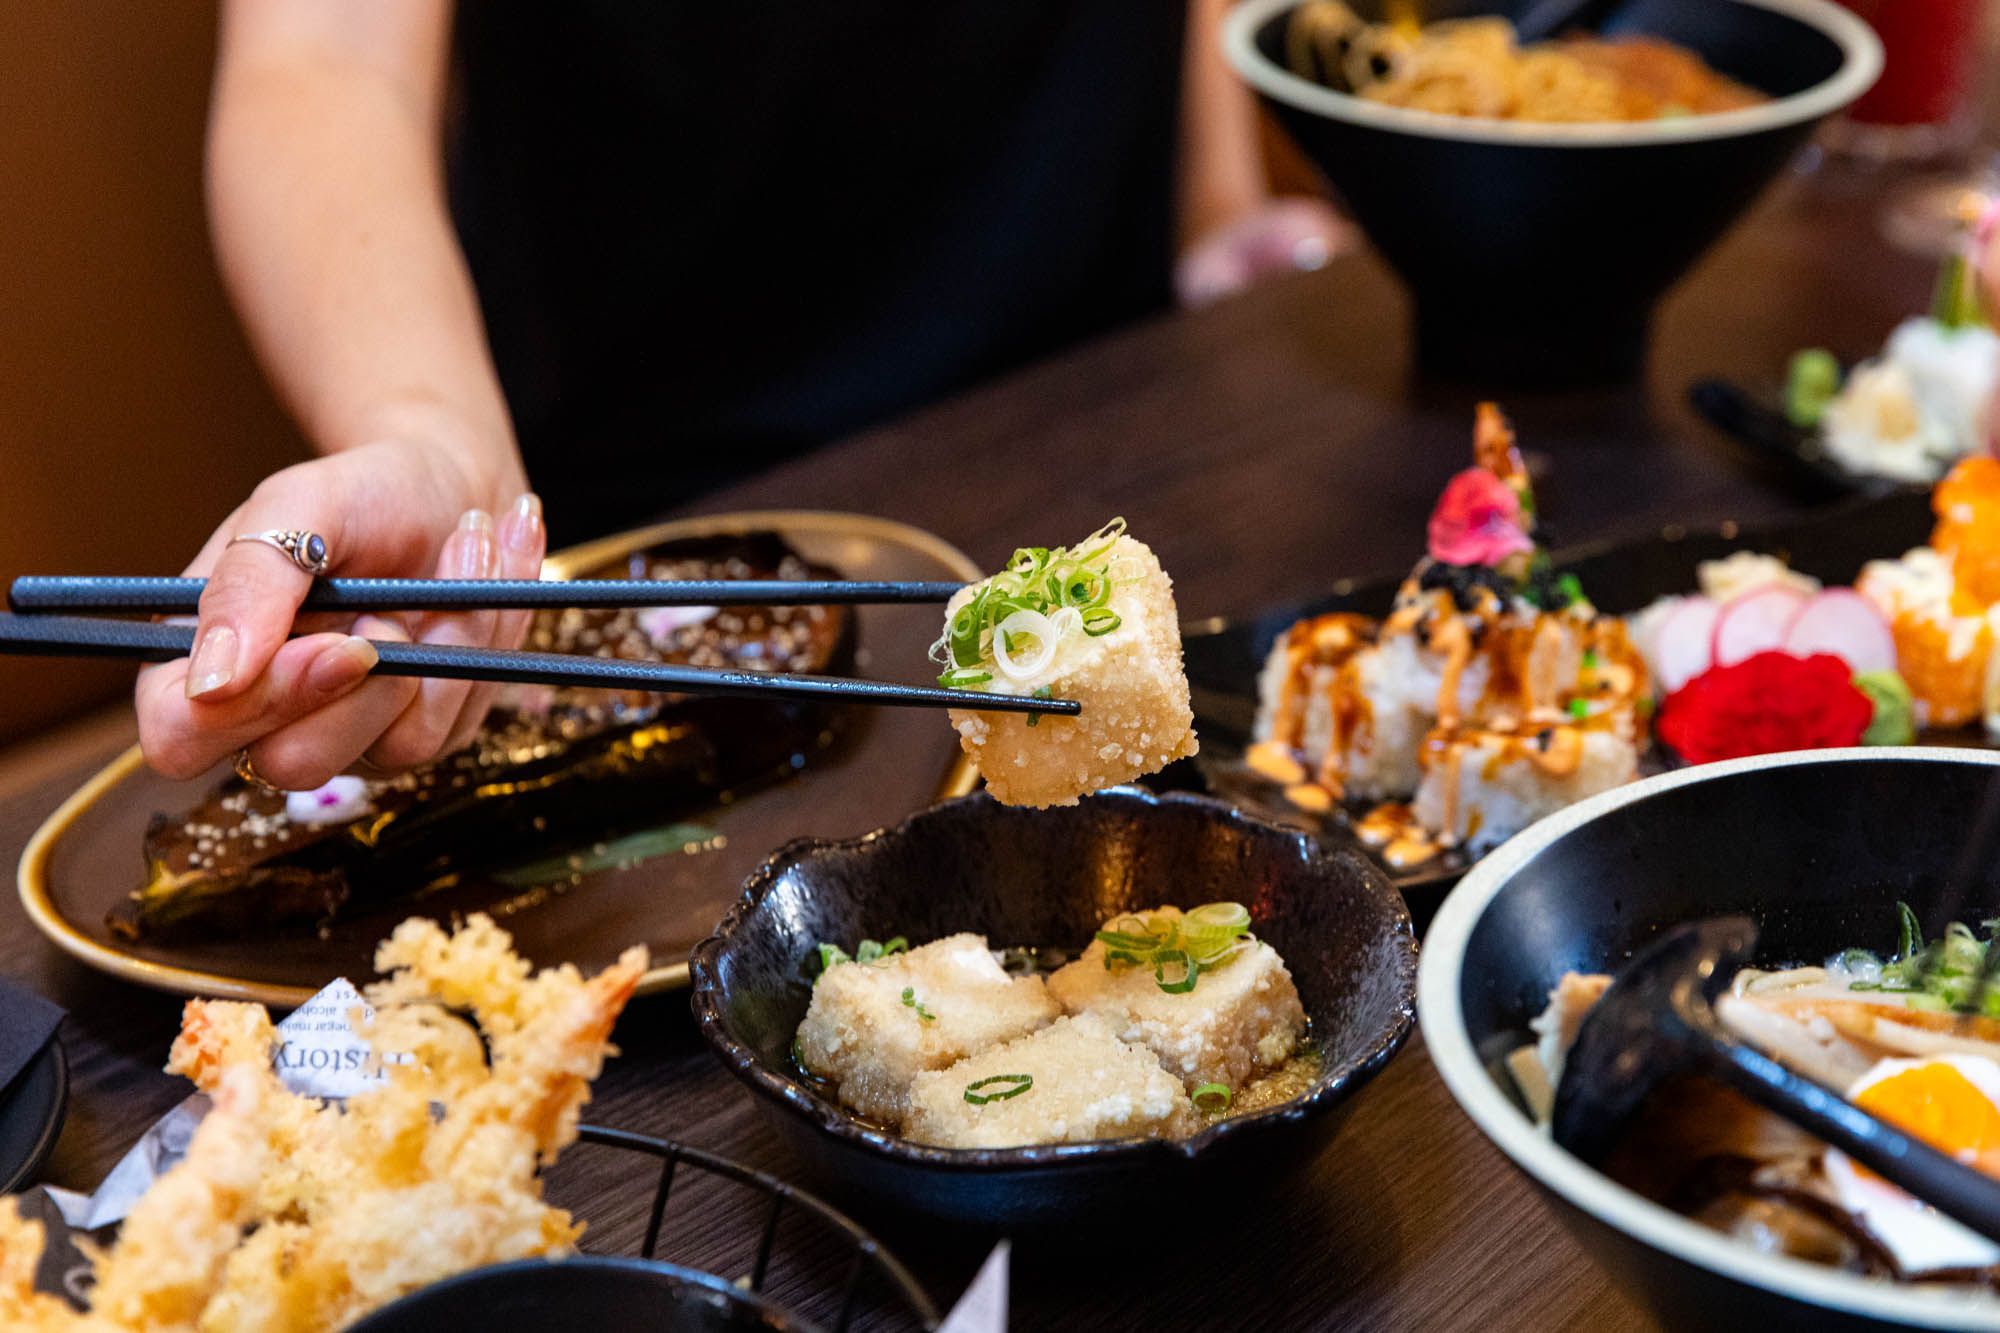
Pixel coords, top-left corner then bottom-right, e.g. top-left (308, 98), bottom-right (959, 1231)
top-left (0, 914), bottom-right (645, 1331)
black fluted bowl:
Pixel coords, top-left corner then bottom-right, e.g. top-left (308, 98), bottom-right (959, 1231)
top-left (1421, 748), bottom-right (2000, 1331)
top-left (1224, 0), bottom-right (1881, 385)
top-left (348, 1258), bottom-right (810, 1332)
top-left (690, 788), bottom-right (1417, 1228)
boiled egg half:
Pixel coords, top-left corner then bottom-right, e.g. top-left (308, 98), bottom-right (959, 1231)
top-left (1824, 1055), bottom-right (2000, 1275)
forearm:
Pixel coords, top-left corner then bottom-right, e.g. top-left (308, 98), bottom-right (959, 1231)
top-left (1178, 0), bottom-right (1271, 248)
top-left (207, 10), bottom-right (522, 505)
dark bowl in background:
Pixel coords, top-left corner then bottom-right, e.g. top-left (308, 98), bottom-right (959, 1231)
top-left (690, 788), bottom-right (1417, 1229)
top-left (348, 1258), bottom-right (812, 1333)
top-left (1421, 749), bottom-right (2000, 1331)
top-left (1224, 0), bottom-right (1881, 385)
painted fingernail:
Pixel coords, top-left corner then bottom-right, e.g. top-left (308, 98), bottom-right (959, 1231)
top-left (452, 509), bottom-right (496, 577)
top-left (309, 636), bottom-right (378, 694)
top-left (501, 492), bottom-right (543, 554)
top-left (185, 625), bottom-right (239, 699)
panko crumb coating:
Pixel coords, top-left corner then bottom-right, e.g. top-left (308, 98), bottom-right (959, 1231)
top-left (1047, 909), bottom-right (1305, 1093)
top-left (945, 533), bottom-right (1197, 808)
top-left (796, 933), bottom-right (1060, 1124)
top-left (0, 914), bottom-right (645, 1332)
top-left (904, 1013), bottom-right (1196, 1149)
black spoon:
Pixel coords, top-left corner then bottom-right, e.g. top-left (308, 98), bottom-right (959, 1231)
top-left (1554, 916), bottom-right (2000, 1246)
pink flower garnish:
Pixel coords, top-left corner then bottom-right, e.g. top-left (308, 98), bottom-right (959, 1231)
top-left (1427, 468), bottom-right (1534, 567)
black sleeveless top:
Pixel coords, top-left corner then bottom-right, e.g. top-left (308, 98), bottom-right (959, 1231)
top-left (450, 3), bottom-right (1186, 542)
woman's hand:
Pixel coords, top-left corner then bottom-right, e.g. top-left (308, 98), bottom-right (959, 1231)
top-left (1174, 197), bottom-right (1354, 309)
top-left (136, 437), bottom-right (545, 791)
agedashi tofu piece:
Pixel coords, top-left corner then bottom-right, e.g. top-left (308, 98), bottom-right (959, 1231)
top-left (903, 1014), bottom-right (1195, 1149)
top-left (941, 528), bottom-right (1198, 809)
top-left (796, 934), bottom-right (1059, 1124)
top-left (1048, 917), bottom-right (1305, 1092)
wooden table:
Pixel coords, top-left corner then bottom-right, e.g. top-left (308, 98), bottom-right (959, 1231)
top-left (0, 156), bottom-right (1953, 1329)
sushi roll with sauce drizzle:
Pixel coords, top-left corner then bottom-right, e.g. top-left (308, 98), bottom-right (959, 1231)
top-left (1250, 405), bottom-right (1649, 863)
top-left (936, 521), bottom-right (1197, 808)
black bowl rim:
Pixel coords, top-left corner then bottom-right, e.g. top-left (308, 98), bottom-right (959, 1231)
top-left (1223, 0), bottom-right (1882, 149)
top-left (347, 1255), bottom-right (815, 1332)
top-left (1419, 747), bottom-right (2000, 1330)
top-left (690, 786), bottom-right (1418, 1172)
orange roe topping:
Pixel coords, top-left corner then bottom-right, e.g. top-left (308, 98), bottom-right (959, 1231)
top-left (1934, 457), bottom-right (2000, 608)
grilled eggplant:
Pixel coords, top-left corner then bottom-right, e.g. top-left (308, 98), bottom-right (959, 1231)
top-left (114, 533), bottom-right (855, 941)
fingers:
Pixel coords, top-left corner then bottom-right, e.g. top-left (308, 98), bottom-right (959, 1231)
top-left (436, 492), bottom-right (547, 757)
top-left (1172, 197), bottom-right (1353, 309)
top-left (184, 480), bottom-right (343, 704)
top-left (137, 632), bottom-right (380, 781)
top-left (361, 509), bottom-right (498, 771)
top-left (492, 492), bottom-right (547, 653)
top-left (240, 617), bottom-right (421, 791)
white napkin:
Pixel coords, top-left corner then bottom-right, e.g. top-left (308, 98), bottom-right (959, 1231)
top-left (44, 978), bottom-right (399, 1231)
top-left (938, 1241), bottom-right (1009, 1333)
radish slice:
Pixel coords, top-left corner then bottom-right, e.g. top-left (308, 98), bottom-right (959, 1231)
top-left (1653, 597), bottom-right (1722, 694)
top-left (1783, 589), bottom-right (1897, 675)
top-left (1712, 585), bottom-right (1811, 667)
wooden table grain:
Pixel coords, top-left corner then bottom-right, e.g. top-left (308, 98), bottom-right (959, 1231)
top-left (0, 156), bottom-right (1955, 1330)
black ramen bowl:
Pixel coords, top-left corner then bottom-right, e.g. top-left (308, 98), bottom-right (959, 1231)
top-left (690, 787), bottom-right (1417, 1228)
top-left (1224, 0), bottom-right (1881, 385)
top-left (1421, 748), bottom-right (2000, 1331)
top-left (348, 1257), bottom-right (809, 1332)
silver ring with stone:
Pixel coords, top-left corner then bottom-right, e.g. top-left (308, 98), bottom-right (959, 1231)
top-left (229, 528), bottom-right (331, 576)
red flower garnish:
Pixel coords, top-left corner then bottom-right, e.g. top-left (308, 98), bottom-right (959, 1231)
top-left (1427, 468), bottom-right (1534, 567)
top-left (1657, 651), bottom-right (1872, 765)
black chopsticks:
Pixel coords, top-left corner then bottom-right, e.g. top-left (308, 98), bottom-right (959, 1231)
top-left (0, 613), bottom-right (1079, 717)
top-left (9, 574), bottom-right (967, 614)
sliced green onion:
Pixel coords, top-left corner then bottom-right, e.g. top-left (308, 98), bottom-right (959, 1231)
top-left (935, 520), bottom-right (1128, 680)
top-left (949, 600), bottom-right (987, 668)
top-left (1567, 698), bottom-right (1590, 721)
top-left (938, 667), bottom-right (993, 689)
top-left (817, 937), bottom-right (904, 977)
top-left (901, 987), bottom-right (936, 1022)
top-left (1185, 903), bottom-right (1250, 933)
top-left (964, 1073), bottom-right (1034, 1104)
top-left (1026, 685), bottom-right (1052, 728)
top-left (1153, 948), bottom-right (1198, 994)
top-left (1191, 1083), bottom-right (1232, 1114)
top-left (1897, 901), bottom-right (1922, 962)
top-left (1095, 903), bottom-right (1253, 994)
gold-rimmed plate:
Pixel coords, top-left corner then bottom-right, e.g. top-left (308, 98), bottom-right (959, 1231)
top-left (19, 511), bottom-right (981, 1006)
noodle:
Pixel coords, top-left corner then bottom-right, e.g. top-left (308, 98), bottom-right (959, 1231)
top-left (1285, 2), bottom-right (1766, 124)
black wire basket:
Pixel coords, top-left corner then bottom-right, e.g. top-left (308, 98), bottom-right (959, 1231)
top-left (349, 1124), bottom-right (942, 1333)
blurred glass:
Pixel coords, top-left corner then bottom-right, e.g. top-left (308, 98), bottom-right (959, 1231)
top-left (1825, 0), bottom-right (1988, 161)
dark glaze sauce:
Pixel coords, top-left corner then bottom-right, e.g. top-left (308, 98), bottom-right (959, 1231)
top-left (121, 533), bottom-right (855, 941)
top-left (1250, 575), bottom-right (1648, 866)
